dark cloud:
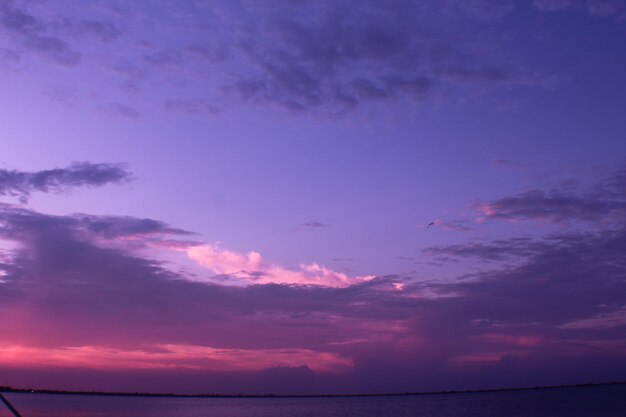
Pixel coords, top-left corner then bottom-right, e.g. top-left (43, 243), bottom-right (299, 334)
top-left (74, 19), bottom-right (121, 42)
top-left (475, 165), bottom-right (626, 224)
top-left (299, 220), bottom-right (330, 230)
top-left (0, 2), bottom-right (121, 71)
top-left (534, 0), bottom-right (626, 19)
top-left (213, 0), bottom-right (529, 113)
top-left (56, 18), bottom-right (122, 42)
top-left (0, 2), bottom-right (81, 66)
top-left (456, 0), bottom-right (518, 21)
top-left (425, 237), bottom-right (548, 261)
top-left (433, 228), bottom-right (626, 326)
top-left (74, 214), bottom-right (193, 239)
top-left (0, 1), bottom-right (565, 115)
top-left (534, 0), bottom-right (585, 10)
top-left (478, 189), bottom-right (626, 223)
top-left (0, 162), bottom-right (131, 203)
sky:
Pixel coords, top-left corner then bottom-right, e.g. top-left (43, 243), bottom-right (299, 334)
top-left (0, 0), bottom-right (626, 395)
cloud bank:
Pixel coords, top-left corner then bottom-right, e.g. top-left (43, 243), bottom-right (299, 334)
top-left (1, 158), bottom-right (625, 393)
top-left (0, 0), bottom-right (575, 116)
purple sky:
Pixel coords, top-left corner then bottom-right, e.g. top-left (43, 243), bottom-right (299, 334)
top-left (1, 0), bottom-right (626, 395)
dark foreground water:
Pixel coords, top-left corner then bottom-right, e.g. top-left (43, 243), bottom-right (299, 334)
top-left (2, 384), bottom-right (625, 417)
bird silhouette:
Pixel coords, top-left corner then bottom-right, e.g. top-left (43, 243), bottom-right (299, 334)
top-left (426, 222), bottom-right (435, 230)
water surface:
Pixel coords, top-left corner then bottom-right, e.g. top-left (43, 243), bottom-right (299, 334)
top-left (4, 384), bottom-right (625, 417)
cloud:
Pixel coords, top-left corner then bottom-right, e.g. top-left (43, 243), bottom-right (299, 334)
top-left (186, 244), bottom-right (371, 287)
top-left (427, 220), bottom-right (473, 232)
top-left (474, 165), bottom-right (626, 224)
top-left (425, 237), bottom-right (548, 262)
top-left (534, 0), bottom-right (626, 20)
top-left (0, 200), bottom-right (625, 392)
top-left (0, 2), bottom-right (81, 66)
top-left (98, 102), bottom-right (142, 120)
top-left (298, 220), bottom-right (330, 230)
top-left (144, 49), bottom-right (182, 67)
top-left (217, 1), bottom-right (524, 113)
top-left (492, 158), bottom-right (513, 166)
top-left (432, 228), bottom-right (626, 327)
top-left (534, 0), bottom-right (586, 11)
top-left (0, 47), bottom-right (21, 70)
top-left (0, 1), bottom-right (563, 116)
top-left (0, 162), bottom-right (132, 203)
top-left (2, 164), bottom-right (626, 392)
top-left (65, 19), bottom-right (122, 42)
top-left (0, 344), bottom-right (350, 373)
top-left (456, 0), bottom-right (518, 21)
top-left (0, 204), bottom-right (403, 390)
top-left (74, 214), bottom-right (193, 241)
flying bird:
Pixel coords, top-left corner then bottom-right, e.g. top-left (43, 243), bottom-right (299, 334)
top-left (426, 222), bottom-right (435, 230)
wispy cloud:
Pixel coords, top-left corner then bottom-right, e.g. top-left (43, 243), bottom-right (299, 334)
top-left (218, 0), bottom-right (523, 113)
top-left (0, 344), bottom-right (351, 373)
top-left (164, 98), bottom-right (222, 116)
top-left (0, 162), bottom-right (131, 203)
top-left (0, 1), bottom-right (560, 117)
top-left (98, 102), bottom-right (142, 120)
top-left (427, 220), bottom-right (473, 232)
top-left (0, 2), bottom-right (82, 66)
top-left (425, 237), bottom-right (547, 262)
top-left (298, 220), bottom-right (330, 231)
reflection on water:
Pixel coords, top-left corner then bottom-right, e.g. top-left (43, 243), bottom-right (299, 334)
top-left (3, 384), bottom-right (626, 417)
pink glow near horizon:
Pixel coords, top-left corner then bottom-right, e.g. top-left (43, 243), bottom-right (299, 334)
top-left (0, 344), bottom-right (353, 373)
top-left (480, 333), bottom-right (542, 347)
top-left (447, 352), bottom-right (517, 368)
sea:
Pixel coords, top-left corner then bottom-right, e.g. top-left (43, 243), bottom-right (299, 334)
top-left (1, 384), bottom-right (625, 417)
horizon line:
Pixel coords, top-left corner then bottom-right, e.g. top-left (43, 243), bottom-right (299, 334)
top-left (1, 380), bottom-right (624, 399)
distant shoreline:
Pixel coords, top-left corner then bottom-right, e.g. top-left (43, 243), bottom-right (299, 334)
top-left (1, 381), bottom-right (624, 399)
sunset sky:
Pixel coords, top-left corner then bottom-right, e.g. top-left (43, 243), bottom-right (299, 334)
top-left (1, 0), bottom-right (626, 395)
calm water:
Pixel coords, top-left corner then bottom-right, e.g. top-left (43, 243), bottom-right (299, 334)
top-left (2, 384), bottom-right (625, 417)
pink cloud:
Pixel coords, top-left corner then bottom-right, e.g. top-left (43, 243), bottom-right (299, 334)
top-left (187, 244), bottom-right (373, 287)
top-left (474, 203), bottom-right (499, 222)
top-left (186, 245), bottom-right (263, 275)
top-left (480, 333), bottom-right (542, 347)
top-left (446, 352), bottom-right (511, 368)
top-left (0, 344), bottom-right (353, 373)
